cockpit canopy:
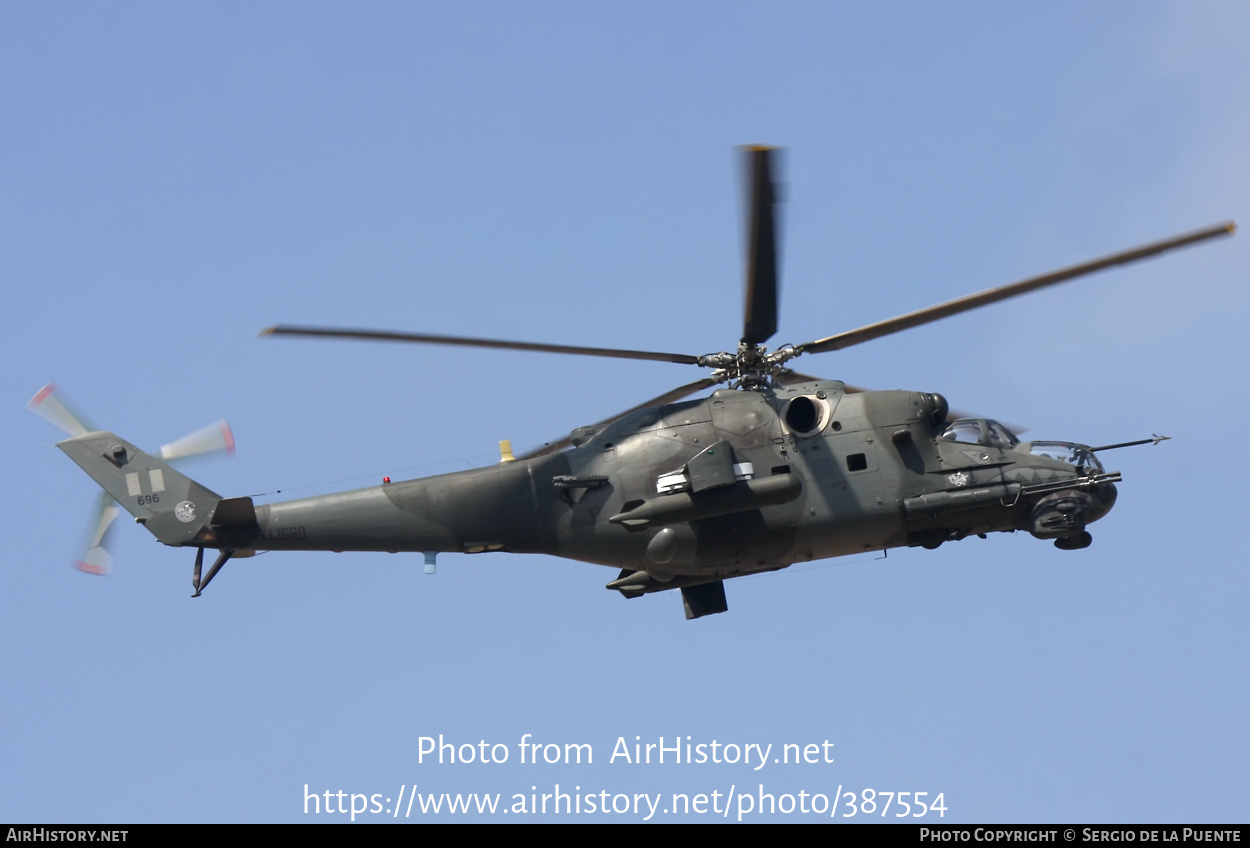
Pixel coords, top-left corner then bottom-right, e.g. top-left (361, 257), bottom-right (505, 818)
top-left (1025, 441), bottom-right (1104, 472)
top-left (939, 418), bottom-right (1020, 449)
top-left (940, 419), bottom-right (1103, 470)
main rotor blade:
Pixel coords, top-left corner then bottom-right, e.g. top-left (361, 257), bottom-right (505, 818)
top-left (775, 369), bottom-right (827, 386)
top-left (516, 376), bottom-right (721, 460)
top-left (261, 326), bottom-right (700, 365)
top-left (741, 146), bottom-right (781, 346)
top-left (800, 221), bottom-right (1236, 355)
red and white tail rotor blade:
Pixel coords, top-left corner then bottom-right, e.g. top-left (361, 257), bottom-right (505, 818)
top-left (27, 383), bottom-right (93, 437)
top-left (75, 493), bottom-right (120, 577)
top-left (158, 420), bottom-right (236, 461)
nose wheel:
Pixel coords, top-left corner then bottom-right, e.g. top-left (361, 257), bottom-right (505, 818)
top-left (1054, 531), bottom-right (1092, 551)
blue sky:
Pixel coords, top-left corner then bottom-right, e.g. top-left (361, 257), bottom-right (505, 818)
top-left (2, 2), bottom-right (1246, 823)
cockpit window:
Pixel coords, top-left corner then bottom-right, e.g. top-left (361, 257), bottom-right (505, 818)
top-left (1027, 442), bottom-right (1104, 472)
top-left (939, 419), bottom-right (982, 444)
top-left (985, 420), bottom-right (1019, 448)
top-left (940, 418), bottom-right (1019, 448)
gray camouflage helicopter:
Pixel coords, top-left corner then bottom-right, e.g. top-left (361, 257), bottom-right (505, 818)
top-left (43, 148), bottom-right (1234, 618)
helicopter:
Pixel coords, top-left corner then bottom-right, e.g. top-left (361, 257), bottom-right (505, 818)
top-left (43, 147), bottom-right (1234, 619)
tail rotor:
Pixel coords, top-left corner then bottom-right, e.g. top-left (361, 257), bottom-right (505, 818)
top-left (27, 383), bottom-right (235, 575)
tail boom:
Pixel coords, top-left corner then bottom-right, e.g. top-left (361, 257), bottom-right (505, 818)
top-left (57, 431), bottom-right (554, 557)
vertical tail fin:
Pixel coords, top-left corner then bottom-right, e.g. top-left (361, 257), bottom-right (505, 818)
top-left (57, 431), bottom-right (224, 547)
